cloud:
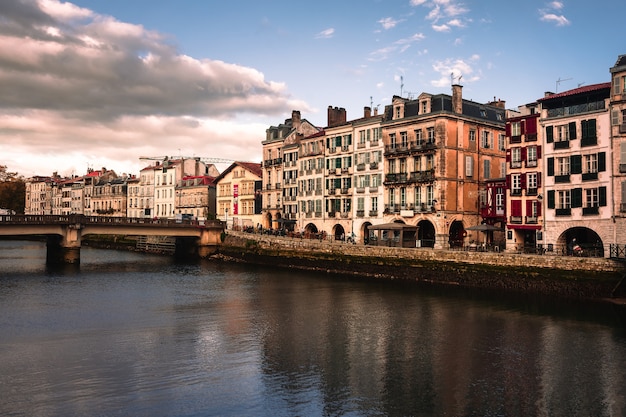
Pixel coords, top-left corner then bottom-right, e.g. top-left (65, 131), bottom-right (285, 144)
top-left (431, 57), bottom-right (479, 87)
top-left (315, 28), bottom-right (335, 39)
top-left (432, 24), bottom-right (450, 32)
top-left (368, 33), bottom-right (425, 61)
top-left (539, 13), bottom-right (570, 26)
top-left (411, 0), bottom-right (469, 26)
top-left (0, 0), bottom-right (303, 176)
top-left (378, 17), bottom-right (403, 30)
top-left (539, 2), bottom-right (570, 26)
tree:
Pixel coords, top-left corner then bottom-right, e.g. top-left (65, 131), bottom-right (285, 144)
top-left (0, 165), bottom-right (26, 214)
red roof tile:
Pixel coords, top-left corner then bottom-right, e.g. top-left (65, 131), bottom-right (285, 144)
top-left (538, 82), bottom-right (611, 102)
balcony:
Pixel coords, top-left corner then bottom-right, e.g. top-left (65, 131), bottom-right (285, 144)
top-left (408, 169), bottom-right (435, 183)
top-left (620, 124), bottom-right (626, 134)
top-left (526, 160), bottom-right (537, 168)
top-left (555, 208), bottom-right (571, 216)
top-left (554, 174), bottom-right (570, 183)
top-left (369, 186), bottom-right (379, 193)
top-left (582, 206), bottom-right (599, 215)
top-left (340, 188), bottom-right (349, 195)
top-left (410, 141), bottom-right (437, 153)
top-left (356, 163), bottom-right (366, 171)
top-left (525, 216), bottom-right (538, 224)
top-left (384, 144), bottom-right (409, 156)
top-left (356, 210), bottom-right (365, 218)
top-left (511, 161), bottom-right (522, 169)
top-left (509, 215), bottom-right (522, 224)
top-left (384, 173), bottom-right (408, 185)
top-left (582, 172), bottom-right (598, 181)
top-left (340, 212), bottom-right (350, 219)
top-left (369, 162), bottom-right (378, 169)
top-left (369, 210), bottom-right (378, 217)
top-left (553, 140), bottom-right (569, 149)
top-left (580, 136), bottom-right (597, 147)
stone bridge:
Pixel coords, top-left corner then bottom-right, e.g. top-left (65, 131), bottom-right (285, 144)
top-left (0, 215), bottom-right (225, 264)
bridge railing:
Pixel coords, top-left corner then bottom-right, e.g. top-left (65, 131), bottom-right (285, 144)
top-left (0, 214), bottom-right (223, 229)
top-left (610, 244), bottom-right (626, 260)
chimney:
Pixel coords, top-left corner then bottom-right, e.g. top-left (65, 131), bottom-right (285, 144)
top-left (487, 97), bottom-right (506, 109)
top-left (292, 110), bottom-right (301, 130)
top-left (452, 84), bottom-right (463, 114)
top-left (364, 106), bottom-right (371, 118)
top-left (374, 107), bottom-right (378, 116)
top-left (544, 91), bottom-right (554, 98)
top-left (327, 106), bottom-right (347, 127)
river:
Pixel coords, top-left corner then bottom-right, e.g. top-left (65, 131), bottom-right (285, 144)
top-left (0, 240), bottom-right (625, 417)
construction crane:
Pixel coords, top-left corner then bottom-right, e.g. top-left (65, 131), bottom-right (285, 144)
top-left (139, 156), bottom-right (235, 164)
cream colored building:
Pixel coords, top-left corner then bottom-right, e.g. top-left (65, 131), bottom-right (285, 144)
top-left (215, 162), bottom-right (262, 230)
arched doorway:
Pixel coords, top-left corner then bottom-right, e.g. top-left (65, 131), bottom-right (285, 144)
top-left (304, 223), bottom-right (318, 238)
top-left (333, 224), bottom-right (346, 241)
top-left (559, 227), bottom-right (604, 257)
top-left (264, 213), bottom-right (272, 230)
top-left (449, 220), bottom-right (465, 248)
top-left (417, 220), bottom-right (435, 248)
top-left (361, 222), bottom-right (372, 244)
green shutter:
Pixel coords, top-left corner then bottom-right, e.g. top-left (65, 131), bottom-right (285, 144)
top-left (599, 186), bottom-right (607, 206)
top-left (589, 119), bottom-right (596, 139)
top-left (569, 122), bottom-right (577, 140)
top-left (571, 188), bottom-right (582, 208)
top-left (570, 155), bottom-right (582, 174)
top-left (547, 190), bottom-right (555, 209)
top-left (598, 152), bottom-right (606, 172)
top-left (546, 126), bottom-right (554, 143)
top-left (547, 157), bottom-right (554, 176)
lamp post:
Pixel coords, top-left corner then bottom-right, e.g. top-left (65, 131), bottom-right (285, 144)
top-left (225, 208), bottom-right (229, 229)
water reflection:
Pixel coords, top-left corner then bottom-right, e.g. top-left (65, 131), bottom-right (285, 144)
top-left (0, 240), bottom-right (625, 417)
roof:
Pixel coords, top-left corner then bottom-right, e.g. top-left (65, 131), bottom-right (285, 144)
top-left (537, 82), bottom-right (611, 102)
top-left (214, 161), bottom-right (262, 182)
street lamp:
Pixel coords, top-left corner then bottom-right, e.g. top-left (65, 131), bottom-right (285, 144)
top-left (225, 208), bottom-right (229, 229)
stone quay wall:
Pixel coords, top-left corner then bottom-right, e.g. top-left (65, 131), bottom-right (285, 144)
top-left (219, 231), bottom-right (626, 301)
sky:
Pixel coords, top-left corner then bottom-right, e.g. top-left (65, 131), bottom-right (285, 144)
top-left (1, 0), bottom-right (624, 178)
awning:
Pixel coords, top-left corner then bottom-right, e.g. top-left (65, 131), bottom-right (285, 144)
top-left (506, 224), bottom-right (541, 230)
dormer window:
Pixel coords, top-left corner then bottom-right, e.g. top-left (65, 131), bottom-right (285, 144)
top-left (395, 106), bottom-right (401, 119)
top-left (421, 101), bottom-right (428, 114)
top-left (480, 109), bottom-right (487, 118)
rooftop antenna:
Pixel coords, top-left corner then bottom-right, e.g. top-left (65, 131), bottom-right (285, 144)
top-left (400, 76), bottom-right (404, 96)
top-left (555, 77), bottom-right (572, 93)
top-left (578, 82), bottom-right (585, 87)
top-left (370, 96), bottom-right (373, 109)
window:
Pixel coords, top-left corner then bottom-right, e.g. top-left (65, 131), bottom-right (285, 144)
top-left (426, 185), bottom-right (434, 205)
top-left (400, 187), bottom-right (406, 207)
top-left (511, 174), bottom-right (522, 195)
top-left (415, 187), bottom-right (422, 206)
top-left (415, 129), bottom-right (423, 145)
top-left (427, 127), bottom-right (435, 143)
top-left (371, 197), bottom-right (378, 212)
top-left (511, 122), bottom-right (521, 137)
top-left (557, 190), bottom-right (571, 209)
top-left (527, 172), bottom-right (538, 194)
top-left (400, 131), bottom-right (408, 148)
top-left (556, 124), bottom-right (569, 142)
top-left (585, 188), bottom-right (598, 208)
top-left (527, 146), bottom-right (538, 167)
top-left (469, 130), bottom-right (476, 142)
top-left (556, 157), bottom-right (570, 176)
top-left (498, 134), bottom-right (505, 151)
top-left (421, 101), bottom-right (427, 114)
top-left (583, 154), bottom-right (598, 174)
top-left (483, 160), bottom-right (491, 179)
top-left (390, 133), bottom-right (396, 149)
top-left (481, 131), bottom-right (491, 148)
top-left (465, 156), bottom-right (473, 177)
top-left (511, 147), bottom-right (522, 168)
top-left (395, 106), bottom-right (401, 119)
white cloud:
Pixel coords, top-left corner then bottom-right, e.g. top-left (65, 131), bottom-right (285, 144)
top-left (431, 57), bottom-right (478, 87)
top-left (412, 0), bottom-right (469, 26)
top-left (539, 2), bottom-right (570, 26)
top-left (432, 24), bottom-right (450, 32)
top-left (0, 0), bottom-right (303, 176)
top-left (378, 17), bottom-right (402, 30)
top-left (315, 28), bottom-right (335, 39)
top-left (540, 13), bottom-right (570, 26)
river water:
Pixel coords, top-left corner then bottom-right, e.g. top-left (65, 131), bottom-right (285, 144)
top-left (0, 240), bottom-right (625, 417)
